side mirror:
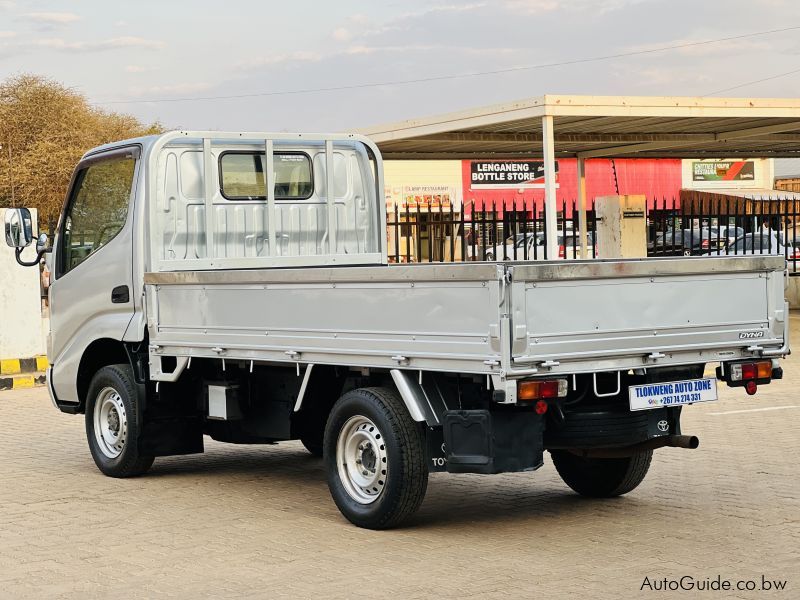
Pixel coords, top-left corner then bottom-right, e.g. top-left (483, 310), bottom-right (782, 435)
top-left (4, 208), bottom-right (34, 248)
top-left (36, 233), bottom-right (49, 254)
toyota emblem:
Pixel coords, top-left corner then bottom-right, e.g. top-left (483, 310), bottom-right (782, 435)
top-left (657, 419), bottom-right (669, 433)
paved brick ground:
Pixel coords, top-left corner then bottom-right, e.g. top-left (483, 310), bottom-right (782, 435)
top-left (1, 321), bottom-right (799, 599)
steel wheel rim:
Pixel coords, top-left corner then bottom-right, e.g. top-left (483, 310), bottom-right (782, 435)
top-left (93, 386), bottom-right (128, 459)
top-left (336, 415), bottom-right (388, 504)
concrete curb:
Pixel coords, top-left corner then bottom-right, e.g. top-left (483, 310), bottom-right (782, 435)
top-left (0, 372), bottom-right (47, 390)
top-left (0, 356), bottom-right (49, 375)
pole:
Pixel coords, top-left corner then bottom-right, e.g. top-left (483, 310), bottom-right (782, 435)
top-left (542, 115), bottom-right (558, 260)
top-left (577, 156), bottom-right (587, 259)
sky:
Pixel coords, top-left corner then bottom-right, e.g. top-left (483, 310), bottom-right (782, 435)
top-left (1, 0), bottom-right (800, 140)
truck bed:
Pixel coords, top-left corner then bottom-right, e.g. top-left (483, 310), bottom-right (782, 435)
top-left (144, 255), bottom-right (787, 381)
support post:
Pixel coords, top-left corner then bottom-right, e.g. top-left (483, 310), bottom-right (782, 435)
top-left (325, 140), bottom-right (337, 254)
top-left (542, 115), bottom-right (558, 260)
top-left (202, 138), bottom-right (215, 261)
top-left (265, 139), bottom-right (277, 257)
top-left (577, 156), bottom-right (588, 259)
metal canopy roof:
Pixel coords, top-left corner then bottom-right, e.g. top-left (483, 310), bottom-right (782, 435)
top-left (362, 95), bottom-right (800, 160)
top-left (684, 188), bottom-right (800, 200)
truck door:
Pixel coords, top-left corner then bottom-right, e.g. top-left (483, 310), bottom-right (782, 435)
top-left (49, 146), bottom-right (140, 403)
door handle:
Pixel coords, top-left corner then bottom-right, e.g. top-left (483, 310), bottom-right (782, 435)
top-left (111, 285), bottom-right (130, 304)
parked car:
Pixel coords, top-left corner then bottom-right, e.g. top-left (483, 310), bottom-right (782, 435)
top-left (484, 231), bottom-right (595, 261)
top-left (649, 228), bottom-right (718, 256)
top-left (710, 232), bottom-right (797, 257)
top-left (721, 226), bottom-right (745, 244)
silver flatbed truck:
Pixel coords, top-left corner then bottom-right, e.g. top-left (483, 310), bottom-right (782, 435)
top-left (4, 131), bottom-right (789, 529)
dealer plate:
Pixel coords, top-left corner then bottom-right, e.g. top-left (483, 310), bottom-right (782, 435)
top-left (629, 377), bottom-right (718, 411)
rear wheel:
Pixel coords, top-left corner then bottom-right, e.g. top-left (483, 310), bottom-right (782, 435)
top-left (550, 449), bottom-right (652, 497)
top-left (85, 364), bottom-right (154, 478)
top-left (324, 387), bottom-right (428, 529)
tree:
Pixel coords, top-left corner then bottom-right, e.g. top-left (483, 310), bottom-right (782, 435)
top-left (0, 74), bottom-right (162, 230)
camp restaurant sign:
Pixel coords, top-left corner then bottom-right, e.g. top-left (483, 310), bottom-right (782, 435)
top-left (692, 160), bottom-right (755, 182)
top-left (469, 160), bottom-right (558, 189)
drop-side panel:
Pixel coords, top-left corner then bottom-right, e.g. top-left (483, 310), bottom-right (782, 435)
top-left (511, 256), bottom-right (786, 370)
top-left (147, 265), bottom-right (502, 374)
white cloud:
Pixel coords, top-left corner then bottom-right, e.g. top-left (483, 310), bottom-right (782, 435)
top-left (359, 3), bottom-right (487, 37)
top-left (23, 12), bottom-right (81, 24)
top-left (505, 0), bottom-right (649, 14)
top-left (504, 0), bottom-right (560, 11)
top-left (614, 64), bottom-right (712, 90)
top-left (35, 36), bottom-right (165, 51)
top-left (130, 82), bottom-right (213, 97)
top-left (349, 14), bottom-right (371, 26)
top-left (125, 65), bottom-right (154, 73)
top-left (0, 1), bottom-right (16, 10)
top-left (0, 30), bottom-right (16, 38)
top-left (625, 36), bottom-right (772, 58)
top-left (237, 51), bottom-right (322, 70)
top-left (333, 27), bottom-right (352, 42)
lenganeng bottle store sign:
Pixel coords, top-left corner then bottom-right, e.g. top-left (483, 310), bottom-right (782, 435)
top-left (469, 160), bottom-right (558, 189)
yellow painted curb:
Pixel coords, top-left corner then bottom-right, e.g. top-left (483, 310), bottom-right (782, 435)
top-left (0, 359), bottom-right (21, 375)
top-left (12, 375), bottom-right (35, 389)
top-left (0, 356), bottom-right (48, 375)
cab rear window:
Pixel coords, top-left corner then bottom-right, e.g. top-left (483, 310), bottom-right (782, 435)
top-left (219, 152), bottom-right (313, 200)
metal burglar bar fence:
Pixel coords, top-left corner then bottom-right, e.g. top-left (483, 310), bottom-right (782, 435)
top-left (647, 195), bottom-right (800, 274)
top-left (386, 198), bottom-right (597, 264)
top-left (386, 196), bottom-right (800, 274)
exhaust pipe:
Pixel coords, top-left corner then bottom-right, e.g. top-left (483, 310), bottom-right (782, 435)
top-left (567, 435), bottom-right (699, 459)
top-left (661, 435), bottom-right (700, 450)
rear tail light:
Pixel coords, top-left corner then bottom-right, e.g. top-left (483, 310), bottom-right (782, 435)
top-left (518, 379), bottom-right (568, 402)
top-left (729, 360), bottom-right (772, 382)
top-left (558, 245), bottom-right (565, 258)
top-left (701, 239), bottom-right (710, 248)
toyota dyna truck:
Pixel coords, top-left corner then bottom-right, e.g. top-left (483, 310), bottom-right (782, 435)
top-left (4, 131), bottom-right (789, 529)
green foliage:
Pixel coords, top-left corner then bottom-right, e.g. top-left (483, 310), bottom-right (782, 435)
top-left (0, 74), bottom-right (163, 228)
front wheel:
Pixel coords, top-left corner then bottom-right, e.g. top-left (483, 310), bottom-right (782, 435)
top-left (324, 387), bottom-right (428, 529)
top-left (85, 364), bottom-right (154, 478)
top-left (550, 449), bottom-right (652, 497)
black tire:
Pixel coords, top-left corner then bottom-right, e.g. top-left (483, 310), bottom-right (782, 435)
top-left (85, 364), bottom-right (154, 478)
top-left (300, 435), bottom-right (324, 457)
top-left (324, 387), bottom-right (428, 529)
top-left (550, 449), bottom-right (652, 497)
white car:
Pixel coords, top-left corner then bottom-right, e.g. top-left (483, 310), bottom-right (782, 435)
top-left (706, 233), bottom-right (798, 258)
top-left (483, 232), bottom-right (594, 261)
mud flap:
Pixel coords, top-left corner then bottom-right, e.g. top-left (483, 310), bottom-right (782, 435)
top-left (426, 426), bottom-right (448, 472)
top-left (138, 416), bottom-right (204, 457)
top-left (442, 409), bottom-right (544, 474)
